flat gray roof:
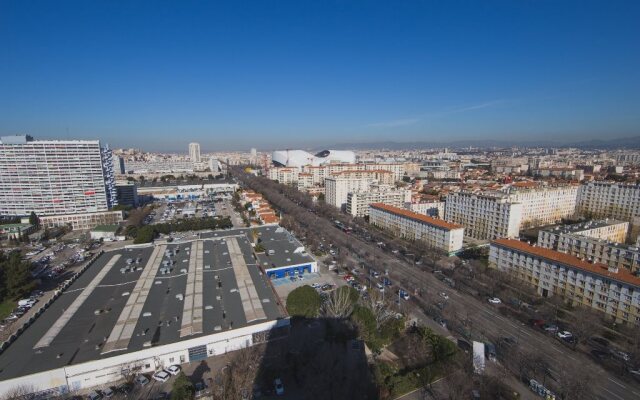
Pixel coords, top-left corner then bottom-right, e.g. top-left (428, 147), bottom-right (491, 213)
top-left (200, 225), bottom-right (315, 270)
top-left (0, 228), bottom-right (288, 380)
top-left (542, 219), bottom-right (627, 235)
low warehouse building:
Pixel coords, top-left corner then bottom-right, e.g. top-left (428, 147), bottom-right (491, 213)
top-left (0, 226), bottom-right (295, 397)
top-left (89, 224), bottom-right (120, 241)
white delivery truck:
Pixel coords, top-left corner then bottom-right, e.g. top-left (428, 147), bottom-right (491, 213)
top-left (472, 341), bottom-right (485, 374)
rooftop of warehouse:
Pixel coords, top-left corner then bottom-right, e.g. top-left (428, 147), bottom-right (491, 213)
top-left (0, 227), bottom-right (289, 380)
top-left (90, 224), bottom-right (119, 233)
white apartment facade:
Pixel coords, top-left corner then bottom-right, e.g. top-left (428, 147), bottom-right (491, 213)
top-left (553, 235), bottom-right (640, 273)
top-left (369, 203), bottom-right (464, 255)
top-left (346, 186), bottom-right (411, 218)
top-left (444, 192), bottom-right (522, 240)
top-left (489, 239), bottom-right (640, 323)
top-left (577, 182), bottom-right (640, 223)
top-left (268, 164), bottom-right (397, 188)
top-left (267, 167), bottom-right (299, 185)
top-left (537, 220), bottom-right (629, 250)
top-left (504, 185), bottom-right (579, 228)
top-left (325, 177), bottom-right (374, 210)
top-left (0, 135), bottom-right (117, 217)
top-left (39, 210), bottom-right (124, 231)
top-left (404, 201), bottom-right (446, 219)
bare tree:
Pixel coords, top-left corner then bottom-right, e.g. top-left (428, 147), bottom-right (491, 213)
top-left (569, 305), bottom-right (601, 347)
top-left (553, 358), bottom-right (597, 400)
top-left (322, 287), bottom-right (354, 318)
top-left (212, 345), bottom-right (264, 400)
top-left (363, 290), bottom-right (395, 329)
top-left (0, 385), bottom-right (36, 400)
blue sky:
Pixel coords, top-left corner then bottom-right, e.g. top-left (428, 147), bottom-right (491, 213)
top-left (1, 1), bottom-right (639, 151)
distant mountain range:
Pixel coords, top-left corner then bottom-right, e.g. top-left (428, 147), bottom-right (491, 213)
top-left (317, 136), bottom-right (640, 151)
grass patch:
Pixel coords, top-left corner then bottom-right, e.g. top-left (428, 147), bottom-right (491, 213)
top-left (0, 299), bottom-right (16, 320)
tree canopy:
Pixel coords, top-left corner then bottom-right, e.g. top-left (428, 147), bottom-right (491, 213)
top-left (286, 285), bottom-right (321, 318)
top-left (170, 372), bottom-right (194, 400)
top-left (0, 251), bottom-right (36, 301)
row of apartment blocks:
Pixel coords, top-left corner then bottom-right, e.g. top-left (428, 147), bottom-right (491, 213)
top-left (576, 181), bottom-right (640, 223)
top-left (489, 239), bottom-right (640, 324)
top-left (443, 182), bottom-right (640, 241)
top-left (369, 203), bottom-right (464, 255)
top-left (537, 220), bottom-right (640, 273)
top-left (442, 184), bottom-right (579, 241)
top-left (267, 162), bottom-right (413, 188)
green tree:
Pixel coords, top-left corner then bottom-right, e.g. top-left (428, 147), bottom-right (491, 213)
top-left (171, 372), bottom-right (195, 400)
top-left (0, 251), bottom-right (36, 300)
top-left (286, 285), bottom-right (321, 318)
top-left (28, 211), bottom-right (39, 227)
top-left (133, 225), bottom-right (156, 244)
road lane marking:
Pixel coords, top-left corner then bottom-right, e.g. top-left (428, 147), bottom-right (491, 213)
top-left (608, 378), bottom-right (626, 389)
top-left (601, 387), bottom-right (624, 400)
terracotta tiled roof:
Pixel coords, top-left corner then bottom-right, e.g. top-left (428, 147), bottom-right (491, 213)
top-left (370, 203), bottom-right (463, 231)
top-left (492, 239), bottom-right (640, 287)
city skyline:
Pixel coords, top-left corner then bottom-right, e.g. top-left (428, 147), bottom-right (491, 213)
top-left (2, 1), bottom-right (640, 151)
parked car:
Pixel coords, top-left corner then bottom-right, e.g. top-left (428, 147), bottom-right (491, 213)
top-left (557, 331), bottom-right (573, 339)
top-left (102, 387), bottom-right (115, 398)
top-left (588, 336), bottom-right (610, 349)
top-left (87, 391), bottom-right (102, 400)
top-left (116, 383), bottom-right (133, 394)
top-left (487, 297), bottom-right (501, 304)
top-left (611, 349), bottom-right (632, 362)
top-left (542, 324), bottom-right (559, 333)
top-left (134, 374), bottom-right (150, 386)
top-left (166, 364), bottom-right (181, 375)
top-left (274, 378), bottom-right (284, 395)
top-left (434, 316), bottom-right (447, 328)
top-left (439, 292), bottom-right (449, 300)
top-left (591, 349), bottom-right (610, 361)
top-left (153, 370), bottom-right (171, 383)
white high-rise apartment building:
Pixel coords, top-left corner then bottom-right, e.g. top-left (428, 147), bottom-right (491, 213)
top-left (444, 192), bottom-right (522, 240)
top-left (369, 203), bottom-right (464, 255)
top-left (346, 186), bottom-right (411, 217)
top-left (325, 177), bottom-right (375, 210)
top-left (189, 142), bottom-right (201, 163)
top-left (576, 182), bottom-right (640, 223)
top-left (0, 135), bottom-right (117, 217)
top-left (504, 185), bottom-right (579, 227)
